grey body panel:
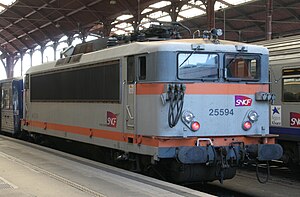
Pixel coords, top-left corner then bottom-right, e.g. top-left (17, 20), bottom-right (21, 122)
top-left (23, 39), bottom-right (270, 157)
top-left (136, 94), bottom-right (269, 136)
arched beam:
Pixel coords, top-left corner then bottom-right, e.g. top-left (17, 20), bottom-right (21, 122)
top-left (168, 0), bottom-right (188, 22)
top-left (15, 1), bottom-right (55, 40)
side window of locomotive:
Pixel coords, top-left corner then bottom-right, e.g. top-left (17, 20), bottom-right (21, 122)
top-left (178, 53), bottom-right (218, 79)
top-left (225, 54), bottom-right (259, 81)
top-left (282, 68), bottom-right (300, 102)
top-left (127, 56), bottom-right (136, 83)
top-left (138, 56), bottom-right (146, 80)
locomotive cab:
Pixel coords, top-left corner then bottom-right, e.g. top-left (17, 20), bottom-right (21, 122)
top-left (127, 38), bottom-right (282, 182)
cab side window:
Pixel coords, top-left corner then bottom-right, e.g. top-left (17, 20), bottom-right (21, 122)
top-left (139, 56), bottom-right (146, 80)
top-left (127, 55), bottom-right (147, 82)
top-left (127, 56), bottom-right (136, 83)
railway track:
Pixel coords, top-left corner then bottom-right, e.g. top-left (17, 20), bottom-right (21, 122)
top-left (244, 161), bottom-right (300, 185)
top-left (188, 163), bottom-right (300, 197)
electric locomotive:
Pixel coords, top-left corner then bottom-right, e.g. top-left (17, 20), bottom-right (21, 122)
top-left (17, 25), bottom-right (282, 183)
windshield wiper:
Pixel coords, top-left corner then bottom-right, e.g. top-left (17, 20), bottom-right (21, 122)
top-left (179, 49), bottom-right (196, 68)
top-left (225, 52), bottom-right (241, 69)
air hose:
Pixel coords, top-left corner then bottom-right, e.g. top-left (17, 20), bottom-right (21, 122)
top-left (167, 84), bottom-right (185, 128)
top-left (256, 161), bottom-right (270, 183)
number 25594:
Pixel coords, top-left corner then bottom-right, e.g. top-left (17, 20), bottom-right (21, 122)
top-left (209, 109), bottom-right (234, 116)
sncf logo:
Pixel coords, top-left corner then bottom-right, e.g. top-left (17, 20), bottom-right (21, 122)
top-left (107, 111), bottom-right (117, 128)
top-left (290, 112), bottom-right (300, 127)
top-left (235, 96), bottom-right (252, 107)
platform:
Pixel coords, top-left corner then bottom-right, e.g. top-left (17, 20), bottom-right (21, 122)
top-left (0, 135), bottom-right (213, 197)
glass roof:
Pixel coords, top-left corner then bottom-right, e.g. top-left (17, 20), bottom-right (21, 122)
top-left (110, 0), bottom-right (255, 35)
top-left (0, 0), bottom-right (16, 12)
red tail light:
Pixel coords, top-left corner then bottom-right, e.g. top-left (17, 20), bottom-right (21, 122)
top-left (242, 121), bottom-right (252, 131)
top-left (191, 121), bottom-right (200, 131)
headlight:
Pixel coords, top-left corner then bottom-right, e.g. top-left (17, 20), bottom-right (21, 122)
top-left (181, 110), bottom-right (200, 132)
top-left (248, 110), bottom-right (259, 122)
top-left (182, 111), bottom-right (194, 123)
top-left (211, 28), bottom-right (223, 37)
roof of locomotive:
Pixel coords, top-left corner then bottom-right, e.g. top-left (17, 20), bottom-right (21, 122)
top-left (26, 38), bottom-right (268, 75)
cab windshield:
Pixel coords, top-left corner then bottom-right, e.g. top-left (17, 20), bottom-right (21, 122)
top-left (178, 53), bottom-right (218, 80)
top-left (225, 54), bottom-right (260, 81)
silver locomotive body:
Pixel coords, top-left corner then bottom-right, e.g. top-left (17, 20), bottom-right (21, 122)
top-left (22, 38), bottom-right (282, 183)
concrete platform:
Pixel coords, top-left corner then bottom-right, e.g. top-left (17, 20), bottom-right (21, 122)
top-left (0, 135), bottom-right (213, 197)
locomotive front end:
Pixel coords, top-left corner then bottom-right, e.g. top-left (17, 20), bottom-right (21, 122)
top-left (136, 39), bottom-right (283, 183)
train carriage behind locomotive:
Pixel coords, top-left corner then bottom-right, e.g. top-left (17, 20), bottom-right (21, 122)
top-left (258, 36), bottom-right (300, 169)
top-left (0, 78), bottom-right (23, 136)
top-left (0, 29), bottom-right (281, 183)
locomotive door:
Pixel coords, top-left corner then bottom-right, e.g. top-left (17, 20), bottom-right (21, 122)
top-left (125, 55), bottom-right (146, 133)
top-left (125, 56), bottom-right (136, 132)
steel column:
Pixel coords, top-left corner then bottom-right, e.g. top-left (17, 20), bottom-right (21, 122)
top-left (266, 0), bottom-right (273, 40)
top-left (207, 0), bottom-right (216, 30)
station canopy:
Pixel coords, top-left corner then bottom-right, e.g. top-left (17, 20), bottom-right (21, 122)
top-left (0, 0), bottom-right (300, 55)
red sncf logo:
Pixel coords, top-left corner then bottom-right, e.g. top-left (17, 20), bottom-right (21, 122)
top-left (235, 95), bottom-right (252, 107)
top-left (290, 112), bottom-right (300, 127)
top-left (107, 111), bottom-right (117, 128)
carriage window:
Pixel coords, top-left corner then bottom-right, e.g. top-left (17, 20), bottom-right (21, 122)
top-left (1, 88), bottom-right (12, 109)
top-left (178, 53), bottom-right (218, 79)
top-left (282, 68), bottom-right (300, 102)
top-left (225, 54), bottom-right (259, 81)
